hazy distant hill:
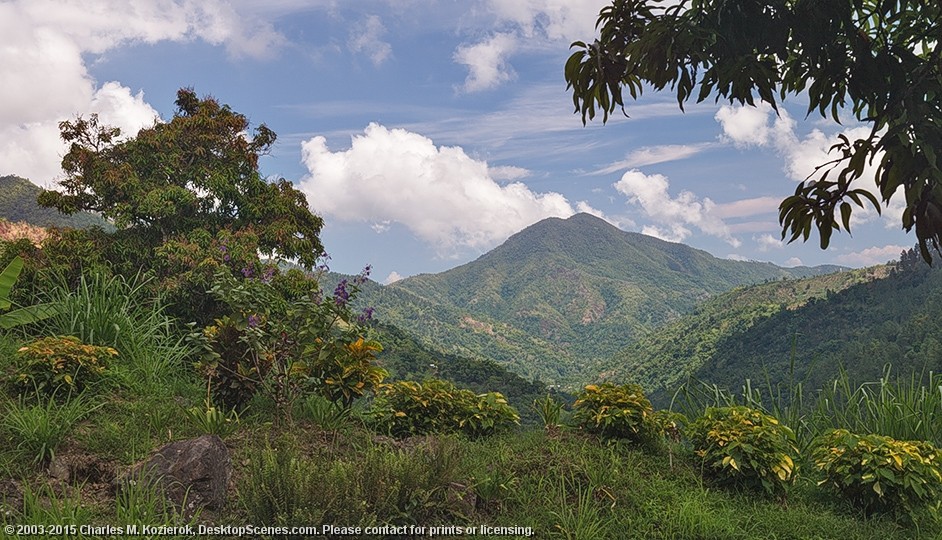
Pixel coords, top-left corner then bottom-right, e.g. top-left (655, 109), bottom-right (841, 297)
top-left (359, 213), bottom-right (843, 386)
top-left (0, 174), bottom-right (111, 230)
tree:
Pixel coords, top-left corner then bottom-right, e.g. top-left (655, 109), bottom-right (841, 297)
top-left (36, 88), bottom-right (326, 323)
top-left (565, 0), bottom-right (942, 261)
top-left (41, 88), bottom-right (323, 266)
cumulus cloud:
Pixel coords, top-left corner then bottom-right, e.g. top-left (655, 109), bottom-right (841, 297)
top-left (0, 0), bottom-right (285, 186)
top-left (836, 245), bottom-right (908, 267)
top-left (299, 123), bottom-right (598, 252)
top-left (349, 15), bottom-right (392, 66)
top-left (754, 233), bottom-right (784, 252)
top-left (453, 32), bottom-right (517, 92)
top-left (614, 169), bottom-right (740, 247)
top-left (715, 104), bottom-right (903, 229)
top-left (783, 257), bottom-right (804, 267)
top-left (384, 271), bottom-right (404, 284)
top-left (490, 165), bottom-right (531, 182)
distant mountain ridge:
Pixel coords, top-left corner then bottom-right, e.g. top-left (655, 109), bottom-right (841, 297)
top-left (0, 175), bottom-right (111, 230)
top-left (359, 213), bottom-right (845, 386)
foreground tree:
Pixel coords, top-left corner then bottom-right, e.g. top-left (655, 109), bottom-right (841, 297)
top-left (36, 88), bottom-right (325, 322)
top-left (565, 0), bottom-right (942, 260)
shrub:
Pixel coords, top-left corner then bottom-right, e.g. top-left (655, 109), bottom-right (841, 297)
top-left (369, 379), bottom-right (519, 438)
top-left (687, 406), bottom-right (798, 496)
top-left (811, 429), bottom-right (942, 516)
top-left (572, 383), bottom-right (654, 442)
top-left (8, 336), bottom-right (116, 397)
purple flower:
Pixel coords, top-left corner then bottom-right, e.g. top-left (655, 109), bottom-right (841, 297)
top-left (247, 314), bottom-right (261, 328)
top-left (357, 306), bottom-right (375, 323)
top-left (261, 266), bottom-right (275, 284)
top-left (317, 251), bottom-right (332, 272)
top-left (241, 266), bottom-right (254, 278)
top-left (333, 279), bottom-right (349, 306)
top-left (353, 264), bottom-right (372, 285)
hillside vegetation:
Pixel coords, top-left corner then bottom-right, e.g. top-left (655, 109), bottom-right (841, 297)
top-left (362, 213), bottom-right (843, 386)
top-left (0, 175), bottom-right (111, 230)
top-left (604, 264), bottom-right (893, 401)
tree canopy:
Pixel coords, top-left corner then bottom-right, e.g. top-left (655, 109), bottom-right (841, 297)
top-left (39, 88), bottom-right (324, 267)
top-left (565, 0), bottom-right (942, 260)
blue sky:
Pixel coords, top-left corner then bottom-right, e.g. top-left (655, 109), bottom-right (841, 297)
top-left (2, 1), bottom-right (914, 282)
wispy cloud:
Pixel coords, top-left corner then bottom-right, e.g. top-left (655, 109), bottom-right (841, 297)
top-left (593, 143), bottom-right (716, 174)
top-left (836, 245), bottom-right (907, 267)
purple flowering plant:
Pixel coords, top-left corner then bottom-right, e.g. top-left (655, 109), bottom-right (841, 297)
top-left (196, 259), bottom-right (386, 421)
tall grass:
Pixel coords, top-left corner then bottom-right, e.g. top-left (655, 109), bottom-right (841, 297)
top-left (36, 270), bottom-right (193, 392)
top-left (673, 365), bottom-right (942, 448)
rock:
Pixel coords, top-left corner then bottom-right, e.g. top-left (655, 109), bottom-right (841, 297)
top-left (118, 435), bottom-right (230, 516)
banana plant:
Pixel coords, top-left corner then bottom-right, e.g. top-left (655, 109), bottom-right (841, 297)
top-left (0, 256), bottom-right (59, 329)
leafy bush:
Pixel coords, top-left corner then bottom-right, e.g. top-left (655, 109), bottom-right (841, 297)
top-left (572, 383), bottom-right (654, 442)
top-left (369, 378), bottom-right (520, 438)
top-left (193, 265), bottom-right (385, 421)
top-left (8, 336), bottom-right (116, 396)
top-left (687, 406), bottom-right (798, 496)
top-left (811, 429), bottom-right (942, 516)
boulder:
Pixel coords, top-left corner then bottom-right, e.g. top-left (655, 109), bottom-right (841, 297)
top-left (118, 435), bottom-right (230, 516)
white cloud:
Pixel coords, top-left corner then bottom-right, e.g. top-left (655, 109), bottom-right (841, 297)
top-left (726, 254), bottom-right (750, 261)
top-left (593, 143), bottom-right (714, 174)
top-left (0, 0), bottom-right (285, 186)
top-left (349, 15), bottom-right (392, 66)
top-left (715, 104), bottom-right (903, 230)
top-left (614, 169), bottom-right (740, 247)
top-left (384, 271), bottom-right (404, 284)
top-left (783, 257), bottom-right (804, 267)
top-left (835, 245), bottom-right (908, 267)
top-left (485, 0), bottom-right (608, 42)
top-left (453, 32), bottom-right (517, 92)
top-left (371, 220), bottom-right (391, 233)
top-left (490, 165), bottom-right (531, 182)
top-left (713, 196), bottom-right (781, 219)
top-left (299, 123), bottom-right (592, 252)
top-left (754, 233), bottom-right (784, 252)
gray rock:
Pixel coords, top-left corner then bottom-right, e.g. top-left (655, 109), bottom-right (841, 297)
top-left (118, 435), bottom-right (231, 516)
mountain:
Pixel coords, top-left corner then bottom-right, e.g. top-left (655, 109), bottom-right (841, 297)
top-left (0, 174), bottom-right (111, 230)
top-left (359, 213), bottom-right (843, 386)
top-left (601, 264), bottom-right (893, 402)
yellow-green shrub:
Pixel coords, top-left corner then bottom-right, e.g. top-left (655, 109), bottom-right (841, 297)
top-left (8, 336), bottom-right (116, 397)
top-left (811, 429), bottom-right (942, 515)
top-left (572, 383), bottom-right (654, 442)
top-left (687, 406), bottom-right (798, 496)
top-left (368, 378), bottom-right (519, 438)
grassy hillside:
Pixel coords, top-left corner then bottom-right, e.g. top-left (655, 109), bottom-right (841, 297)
top-left (0, 175), bottom-right (111, 230)
top-left (686, 257), bottom-right (942, 398)
top-left (362, 213), bottom-right (844, 387)
top-left (604, 265), bottom-right (892, 400)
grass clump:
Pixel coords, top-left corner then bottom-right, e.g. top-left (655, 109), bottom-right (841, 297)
top-left (1, 392), bottom-right (101, 465)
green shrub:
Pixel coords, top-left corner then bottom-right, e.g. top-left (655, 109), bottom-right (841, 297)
top-left (193, 317), bottom-right (261, 412)
top-left (811, 429), bottom-right (942, 516)
top-left (369, 379), bottom-right (519, 438)
top-left (687, 406), bottom-right (798, 496)
top-left (183, 398), bottom-right (241, 438)
top-left (572, 383), bottom-right (654, 442)
top-left (9, 336), bottom-right (116, 396)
